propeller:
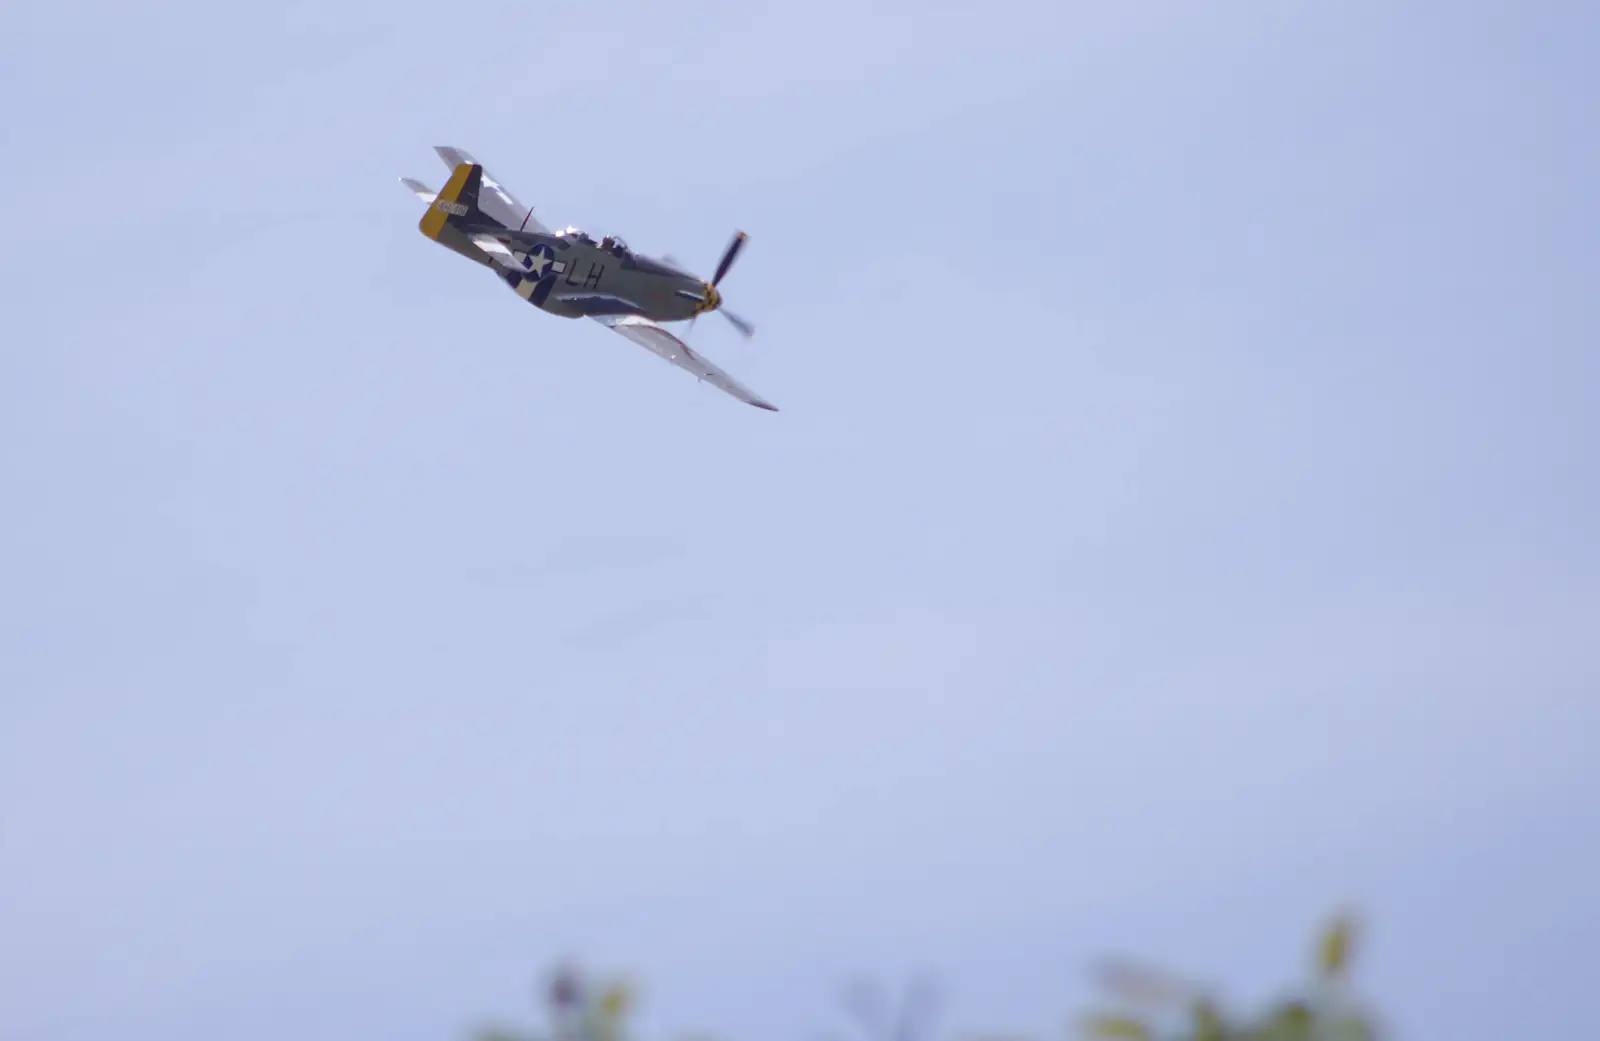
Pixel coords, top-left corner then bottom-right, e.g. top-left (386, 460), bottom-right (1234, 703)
top-left (669, 230), bottom-right (758, 339)
top-left (690, 230), bottom-right (756, 339)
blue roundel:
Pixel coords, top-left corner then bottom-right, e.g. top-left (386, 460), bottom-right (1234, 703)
top-left (522, 243), bottom-right (557, 279)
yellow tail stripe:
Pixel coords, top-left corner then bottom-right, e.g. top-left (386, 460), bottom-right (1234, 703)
top-left (420, 162), bottom-right (476, 240)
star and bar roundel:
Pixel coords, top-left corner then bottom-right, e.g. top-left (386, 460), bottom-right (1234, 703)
top-left (501, 243), bottom-right (566, 306)
top-left (522, 243), bottom-right (558, 279)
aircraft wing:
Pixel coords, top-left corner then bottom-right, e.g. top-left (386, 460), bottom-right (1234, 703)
top-left (434, 146), bottom-right (551, 234)
top-left (592, 315), bottom-right (777, 411)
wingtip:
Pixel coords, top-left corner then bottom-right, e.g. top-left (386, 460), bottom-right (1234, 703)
top-left (752, 401), bottom-right (779, 412)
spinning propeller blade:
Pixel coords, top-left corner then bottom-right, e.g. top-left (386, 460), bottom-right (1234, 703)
top-left (720, 308), bottom-right (755, 338)
top-left (712, 231), bottom-right (747, 287)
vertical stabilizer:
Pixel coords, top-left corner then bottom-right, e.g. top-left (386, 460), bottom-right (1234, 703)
top-left (417, 162), bottom-right (496, 267)
top-left (419, 162), bottom-right (486, 240)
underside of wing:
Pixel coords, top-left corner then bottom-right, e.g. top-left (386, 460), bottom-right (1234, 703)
top-left (593, 315), bottom-right (777, 411)
top-left (556, 293), bottom-right (650, 318)
top-left (434, 146), bottom-right (551, 234)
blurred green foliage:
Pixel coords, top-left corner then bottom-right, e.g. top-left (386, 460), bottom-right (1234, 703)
top-left (1078, 912), bottom-right (1378, 1041)
top-left (469, 912), bottom-right (1379, 1041)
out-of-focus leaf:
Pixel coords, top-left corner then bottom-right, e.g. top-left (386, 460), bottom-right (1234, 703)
top-left (1325, 1015), bottom-right (1377, 1041)
top-left (1317, 914), bottom-right (1357, 979)
top-left (1258, 1000), bottom-right (1314, 1041)
top-left (1079, 1013), bottom-right (1151, 1040)
top-left (1191, 999), bottom-right (1226, 1041)
top-left (599, 982), bottom-right (634, 1020)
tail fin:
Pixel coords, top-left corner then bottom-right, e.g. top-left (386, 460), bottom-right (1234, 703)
top-left (416, 162), bottom-right (500, 268)
top-left (419, 161), bottom-right (487, 240)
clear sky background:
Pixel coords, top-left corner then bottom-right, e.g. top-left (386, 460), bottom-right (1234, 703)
top-left (2, 2), bottom-right (1596, 1040)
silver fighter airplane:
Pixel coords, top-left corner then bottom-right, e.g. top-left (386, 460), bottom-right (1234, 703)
top-left (401, 146), bottom-right (776, 411)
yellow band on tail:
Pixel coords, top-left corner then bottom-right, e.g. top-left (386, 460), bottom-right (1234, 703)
top-left (420, 162), bottom-right (480, 240)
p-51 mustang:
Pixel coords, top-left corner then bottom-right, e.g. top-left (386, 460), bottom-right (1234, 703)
top-left (401, 146), bottom-right (776, 411)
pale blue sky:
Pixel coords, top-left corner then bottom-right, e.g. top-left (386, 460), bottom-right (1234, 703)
top-left (2, 2), bottom-right (1596, 1040)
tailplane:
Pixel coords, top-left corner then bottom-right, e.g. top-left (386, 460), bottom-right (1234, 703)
top-left (400, 177), bottom-right (437, 203)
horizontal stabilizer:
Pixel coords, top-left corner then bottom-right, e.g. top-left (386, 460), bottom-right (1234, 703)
top-left (454, 223), bottom-right (559, 250)
top-left (467, 233), bottom-right (520, 262)
top-left (400, 177), bottom-right (436, 203)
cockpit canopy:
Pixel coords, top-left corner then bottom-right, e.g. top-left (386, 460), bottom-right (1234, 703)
top-left (557, 225), bottom-right (630, 256)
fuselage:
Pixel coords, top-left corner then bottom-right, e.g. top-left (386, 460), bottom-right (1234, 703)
top-left (495, 232), bottom-right (719, 323)
top-left (416, 160), bottom-right (722, 326)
